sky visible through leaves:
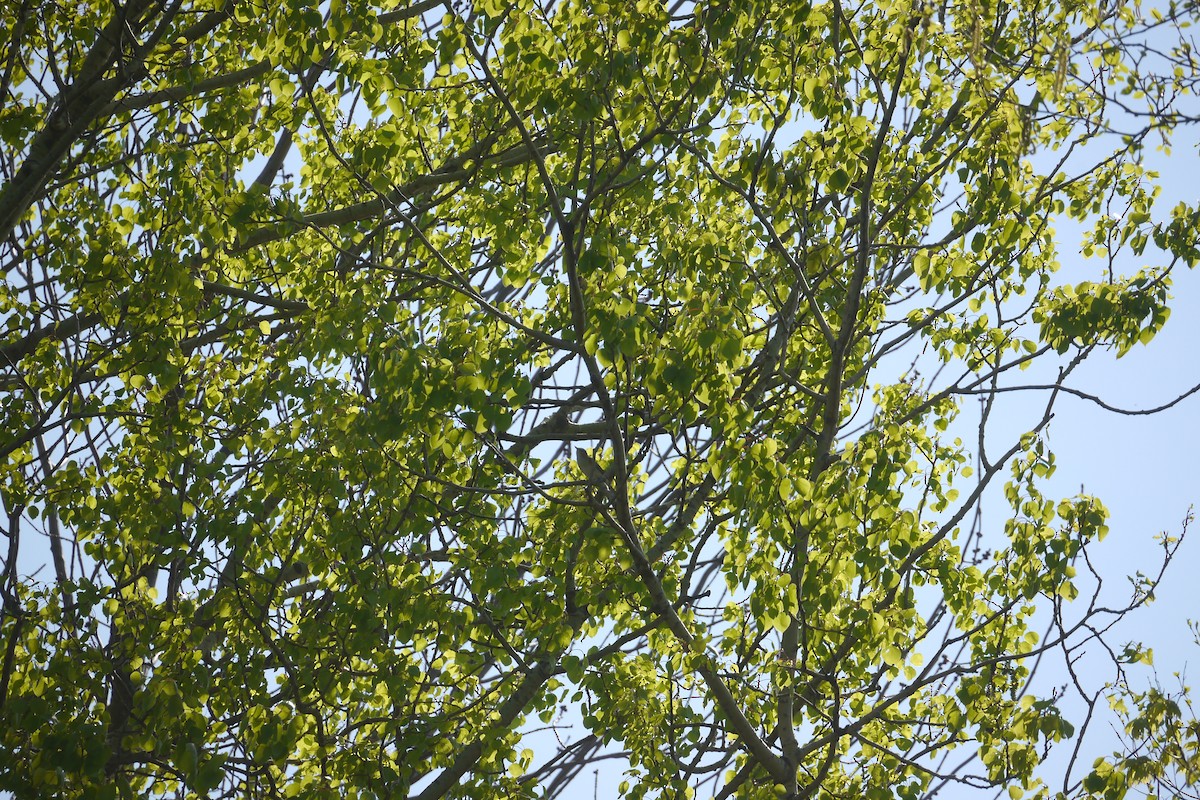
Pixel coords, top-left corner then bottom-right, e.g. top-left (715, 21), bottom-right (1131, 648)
top-left (3, 0), bottom-right (1200, 797)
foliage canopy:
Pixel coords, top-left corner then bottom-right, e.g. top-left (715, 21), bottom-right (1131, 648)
top-left (1, 0), bottom-right (1199, 798)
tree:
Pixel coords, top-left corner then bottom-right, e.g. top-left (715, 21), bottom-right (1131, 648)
top-left (1, 0), bottom-right (1199, 797)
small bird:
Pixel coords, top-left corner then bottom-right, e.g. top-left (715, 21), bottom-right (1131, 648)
top-left (576, 447), bottom-right (621, 507)
top-left (576, 447), bottom-right (614, 485)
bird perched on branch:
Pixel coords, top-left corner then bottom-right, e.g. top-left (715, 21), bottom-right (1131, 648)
top-left (576, 447), bottom-right (618, 502)
top-left (576, 447), bottom-right (614, 482)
